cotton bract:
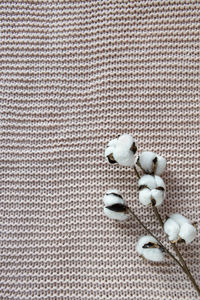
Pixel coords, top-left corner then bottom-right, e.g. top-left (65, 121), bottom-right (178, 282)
top-left (105, 134), bottom-right (137, 167)
top-left (103, 190), bottom-right (129, 221)
top-left (138, 175), bottom-right (166, 207)
top-left (135, 151), bottom-right (166, 175)
top-left (136, 235), bottom-right (164, 262)
top-left (164, 213), bottom-right (197, 244)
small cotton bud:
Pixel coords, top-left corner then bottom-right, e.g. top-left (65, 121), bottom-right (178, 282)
top-left (164, 213), bottom-right (197, 244)
top-left (136, 235), bottom-right (164, 262)
top-left (138, 175), bottom-right (165, 207)
top-left (103, 190), bottom-right (129, 221)
top-left (164, 218), bottom-right (180, 242)
top-left (105, 134), bottom-right (137, 167)
top-left (136, 151), bottom-right (166, 175)
top-left (179, 223), bottom-right (197, 244)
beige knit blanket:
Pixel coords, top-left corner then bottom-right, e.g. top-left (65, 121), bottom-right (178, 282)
top-left (1, 1), bottom-right (199, 299)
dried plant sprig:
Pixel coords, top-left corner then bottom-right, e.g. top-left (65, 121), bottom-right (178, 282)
top-left (103, 134), bottom-right (200, 297)
top-left (103, 192), bottom-right (186, 269)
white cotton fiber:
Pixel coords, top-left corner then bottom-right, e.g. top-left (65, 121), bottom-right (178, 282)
top-left (179, 223), bottom-right (197, 244)
top-left (164, 218), bottom-right (180, 242)
top-left (103, 207), bottom-right (129, 221)
top-left (137, 151), bottom-right (166, 175)
top-left (136, 235), bottom-right (164, 262)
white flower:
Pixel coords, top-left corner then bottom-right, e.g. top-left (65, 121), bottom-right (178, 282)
top-left (138, 175), bottom-right (166, 207)
top-left (135, 151), bottom-right (166, 175)
top-left (103, 190), bottom-right (129, 221)
top-left (136, 235), bottom-right (164, 262)
top-left (105, 134), bottom-right (137, 167)
top-left (164, 213), bottom-right (197, 244)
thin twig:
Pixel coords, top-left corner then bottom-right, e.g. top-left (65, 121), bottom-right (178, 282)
top-left (151, 204), bottom-right (163, 228)
top-left (136, 159), bottom-right (146, 174)
top-left (133, 166), bottom-right (140, 179)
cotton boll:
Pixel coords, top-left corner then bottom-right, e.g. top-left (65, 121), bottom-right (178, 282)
top-left (117, 134), bottom-right (137, 152)
top-left (165, 213), bottom-right (197, 244)
top-left (113, 145), bottom-right (135, 167)
top-left (138, 175), bottom-right (157, 190)
top-left (179, 223), bottom-right (197, 244)
top-left (103, 207), bottom-right (129, 221)
top-left (105, 134), bottom-right (137, 167)
top-left (139, 188), bottom-right (152, 206)
top-left (156, 155), bottom-right (167, 175)
top-left (151, 189), bottom-right (165, 207)
top-left (137, 151), bottom-right (166, 175)
top-left (136, 235), bottom-right (164, 262)
top-left (170, 213), bottom-right (190, 227)
top-left (103, 190), bottom-right (124, 206)
top-left (138, 175), bottom-right (166, 207)
top-left (164, 218), bottom-right (180, 242)
top-left (103, 190), bottom-right (129, 221)
top-left (138, 151), bottom-right (156, 174)
top-left (136, 235), bottom-right (157, 255)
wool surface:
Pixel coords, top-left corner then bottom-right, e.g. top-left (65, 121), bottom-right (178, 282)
top-left (1, 1), bottom-right (199, 299)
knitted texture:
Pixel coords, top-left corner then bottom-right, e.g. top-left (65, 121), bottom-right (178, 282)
top-left (1, 1), bottom-right (199, 299)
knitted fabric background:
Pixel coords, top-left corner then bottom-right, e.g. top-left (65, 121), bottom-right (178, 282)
top-left (1, 1), bottom-right (199, 299)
